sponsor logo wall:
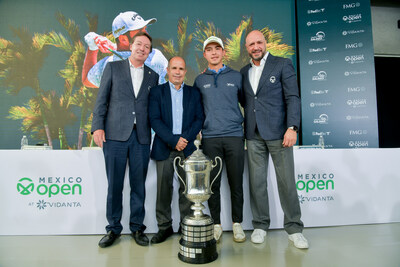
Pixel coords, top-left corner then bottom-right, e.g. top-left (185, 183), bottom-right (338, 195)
top-left (297, 0), bottom-right (379, 148)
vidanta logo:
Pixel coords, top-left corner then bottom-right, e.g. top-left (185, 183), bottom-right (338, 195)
top-left (343, 14), bottom-right (362, 23)
top-left (307, 20), bottom-right (328, 27)
top-left (310, 31), bottom-right (325, 42)
top-left (312, 71), bottom-right (327, 81)
top-left (349, 129), bottom-right (368, 135)
top-left (342, 29), bottom-right (365, 36)
top-left (349, 140), bottom-right (369, 148)
top-left (344, 70), bottom-right (367, 76)
top-left (311, 89), bottom-right (329, 95)
top-left (308, 59), bottom-right (329, 65)
top-left (298, 195), bottom-right (334, 204)
top-left (348, 86), bottom-right (366, 92)
top-left (307, 8), bottom-right (326, 14)
top-left (345, 42), bottom-right (363, 49)
top-left (310, 102), bottom-right (332, 108)
top-left (17, 176), bottom-right (83, 198)
top-left (313, 114), bottom-right (329, 124)
top-left (345, 54), bottom-right (365, 64)
top-left (33, 199), bottom-right (82, 210)
top-left (309, 47), bottom-right (327, 53)
top-left (296, 173), bottom-right (335, 193)
top-left (347, 99), bottom-right (367, 108)
top-left (343, 2), bottom-right (361, 9)
top-left (346, 115), bottom-right (369, 121)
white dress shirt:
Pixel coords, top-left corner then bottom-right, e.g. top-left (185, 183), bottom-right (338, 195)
top-left (248, 52), bottom-right (269, 94)
top-left (129, 60), bottom-right (144, 98)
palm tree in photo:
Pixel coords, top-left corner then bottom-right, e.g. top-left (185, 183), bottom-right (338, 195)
top-left (160, 17), bottom-right (197, 83)
top-left (193, 16), bottom-right (294, 73)
top-left (0, 28), bottom-right (53, 147)
top-left (8, 98), bottom-right (45, 143)
top-left (193, 20), bottom-right (224, 73)
top-left (8, 90), bottom-right (76, 148)
top-left (40, 12), bottom-right (98, 149)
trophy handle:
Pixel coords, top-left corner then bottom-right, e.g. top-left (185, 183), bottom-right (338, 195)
top-left (210, 156), bottom-right (223, 194)
top-left (174, 157), bottom-right (187, 194)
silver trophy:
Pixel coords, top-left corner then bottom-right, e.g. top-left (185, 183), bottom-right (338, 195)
top-left (174, 140), bottom-right (222, 264)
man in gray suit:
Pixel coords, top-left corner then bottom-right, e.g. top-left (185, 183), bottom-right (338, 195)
top-left (92, 32), bottom-right (159, 248)
top-left (240, 30), bottom-right (308, 249)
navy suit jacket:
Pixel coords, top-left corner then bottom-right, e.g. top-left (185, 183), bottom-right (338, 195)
top-left (91, 59), bottom-right (159, 144)
top-left (240, 54), bottom-right (301, 140)
top-left (149, 83), bottom-right (204, 161)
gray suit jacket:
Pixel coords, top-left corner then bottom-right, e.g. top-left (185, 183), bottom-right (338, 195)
top-left (91, 59), bottom-right (159, 144)
top-left (240, 54), bottom-right (300, 141)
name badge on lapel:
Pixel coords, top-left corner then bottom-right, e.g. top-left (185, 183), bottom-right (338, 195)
top-left (270, 76), bottom-right (276, 83)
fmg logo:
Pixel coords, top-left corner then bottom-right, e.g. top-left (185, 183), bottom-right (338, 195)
top-left (16, 177), bottom-right (82, 197)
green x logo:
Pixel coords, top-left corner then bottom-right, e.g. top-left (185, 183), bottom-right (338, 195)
top-left (17, 177), bottom-right (34, 195)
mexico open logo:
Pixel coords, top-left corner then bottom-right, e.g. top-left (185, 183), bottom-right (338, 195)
top-left (296, 173), bottom-right (335, 204)
top-left (16, 176), bottom-right (83, 198)
top-left (17, 177), bottom-right (35, 195)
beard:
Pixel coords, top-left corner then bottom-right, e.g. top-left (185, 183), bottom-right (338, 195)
top-left (249, 51), bottom-right (266, 62)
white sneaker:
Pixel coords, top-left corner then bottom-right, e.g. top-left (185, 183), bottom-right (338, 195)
top-left (214, 224), bottom-right (222, 242)
top-left (251, 229), bottom-right (267, 244)
top-left (232, 223), bottom-right (246, 243)
top-left (288, 233), bottom-right (309, 249)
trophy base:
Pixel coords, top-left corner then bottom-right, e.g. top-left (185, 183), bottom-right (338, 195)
top-left (178, 216), bottom-right (218, 264)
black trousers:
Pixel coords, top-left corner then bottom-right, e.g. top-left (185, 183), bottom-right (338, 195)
top-left (202, 137), bottom-right (244, 224)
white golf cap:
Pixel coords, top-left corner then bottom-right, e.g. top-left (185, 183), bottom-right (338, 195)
top-left (112, 11), bottom-right (157, 38)
top-left (203, 36), bottom-right (224, 52)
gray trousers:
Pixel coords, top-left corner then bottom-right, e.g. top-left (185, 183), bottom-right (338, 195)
top-left (246, 131), bottom-right (303, 234)
top-left (155, 150), bottom-right (192, 230)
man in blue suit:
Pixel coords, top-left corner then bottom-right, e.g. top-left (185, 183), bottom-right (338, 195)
top-left (240, 30), bottom-right (308, 248)
top-left (92, 32), bottom-right (159, 248)
top-left (148, 56), bottom-right (204, 244)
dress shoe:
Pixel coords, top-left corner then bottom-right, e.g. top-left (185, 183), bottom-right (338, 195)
top-left (288, 233), bottom-right (309, 249)
top-left (98, 231), bottom-right (120, 248)
top-left (151, 226), bottom-right (174, 244)
top-left (132, 230), bottom-right (149, 246)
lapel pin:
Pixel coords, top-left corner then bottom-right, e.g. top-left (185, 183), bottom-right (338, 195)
top-left (270, 76), bottom-right (276, 83)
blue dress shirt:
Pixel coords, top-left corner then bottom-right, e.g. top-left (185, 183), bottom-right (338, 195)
top-left (169, 81), bottom-right (184, 135)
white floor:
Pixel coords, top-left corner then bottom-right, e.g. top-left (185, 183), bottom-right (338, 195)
top-left (0, 223), bottom-right (399, 267)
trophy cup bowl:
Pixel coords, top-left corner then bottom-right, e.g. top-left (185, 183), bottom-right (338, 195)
top-left (174, 140), bottom-right (222, 264)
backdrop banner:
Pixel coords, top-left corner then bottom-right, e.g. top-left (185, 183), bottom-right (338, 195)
top-left (1, 149), bottom-right (399, 235)
top-left (297, 0), bottom-right (379, 148)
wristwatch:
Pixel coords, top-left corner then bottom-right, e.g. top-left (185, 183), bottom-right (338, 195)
top-left (288, 126), bottom-right (298, 132)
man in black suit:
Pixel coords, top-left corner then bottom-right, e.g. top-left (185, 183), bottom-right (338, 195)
top-left (92, 32), bottom-right (159, 248)
top-left (148, 56), bottom-right (204, 244)
top-left (240, 30), bottom-right (308, 248)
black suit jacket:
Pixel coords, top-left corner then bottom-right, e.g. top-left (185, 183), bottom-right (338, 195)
top-left (148, 83), bottom-right (204, 161)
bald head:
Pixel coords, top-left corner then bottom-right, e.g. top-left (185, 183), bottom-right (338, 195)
top-left (245, 30), bottom-right (267, 65)
top-left (167, 56), bottom-right (187, 89)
